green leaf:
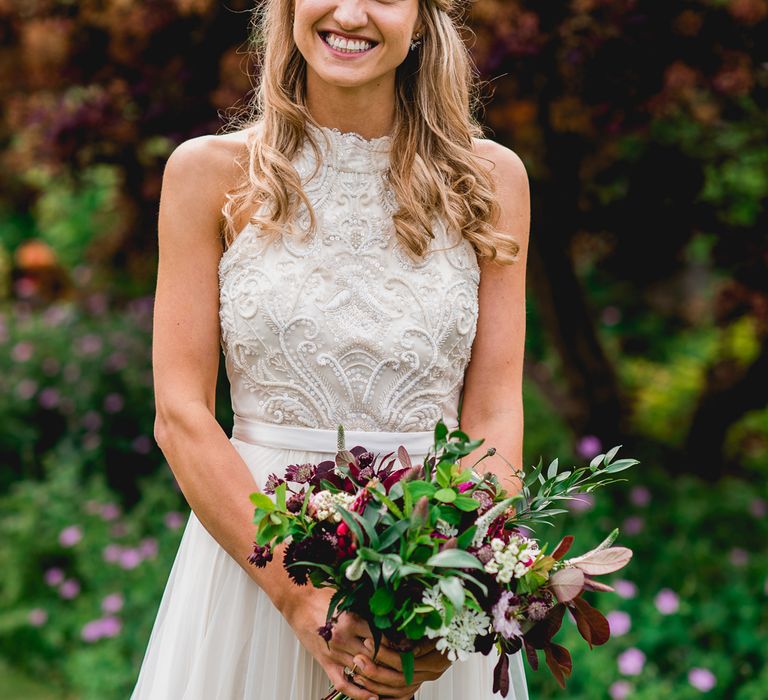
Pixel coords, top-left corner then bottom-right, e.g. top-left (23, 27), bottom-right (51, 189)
top-left (453, 496), bottom-right (480, 511)
top-left (603, 459), bottom-right (639, 473)
top-left (269, 512), bottom-right (282, 525)
top-left (275, 481), bottom-right (287, 511)
top-left (426, 549), bottom-right (483, 570)
top-left (380, 520), bottom-right (410, 550)
top-left (547, 458), bottom-right (559, 480)
top-left (402, 650), bottom-right (415, 685)
top-left (337, 509), bottom-right (365, 547)
top-left (439, 576), bottom-right (465, 610)
top-left (249, 492), bottom-right (275, 511)
top-left (373, 615), bottom-right (392, 629)
top-left (456, 525), bottom-right (477, 549)
top-left (370, 588), bottom-right (395, 616)
top-left (407, 481), bottom-right (437, 500)
top-left (524, 458), bottom-right (544, 488)
top-left (435, 488), bottom-right (457, 503)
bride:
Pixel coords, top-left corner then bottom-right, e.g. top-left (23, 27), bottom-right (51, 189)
top-left (132, 0), bottom-right (530, 698)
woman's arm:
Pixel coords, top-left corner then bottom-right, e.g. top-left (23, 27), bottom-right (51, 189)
top-left (459, 140), bottom-right (531, 495)
top-left (151, 134), bottom-right (301, 608)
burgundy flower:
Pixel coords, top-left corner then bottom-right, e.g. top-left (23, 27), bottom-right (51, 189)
top-left (284, 533), bottom-right (337, 585)
top-left (263, 474), bottom-right (283, 495)
top-left (317, 621), bottom-right (334, 642)
top-left (286, 493), bottom-right (305, 513)
top-left (247, 543), bottom-right (273, 568)
top-left (285, 463), bottom-right (315, 484)
top-left (336, 521), bottom-right (357, 558)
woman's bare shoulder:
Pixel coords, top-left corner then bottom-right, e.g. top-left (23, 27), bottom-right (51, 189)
top-left (471, 136), bottom-right (528, 182)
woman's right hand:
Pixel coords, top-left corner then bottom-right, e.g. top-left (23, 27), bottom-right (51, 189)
top-left (281, 584), bottom-right (415, 700)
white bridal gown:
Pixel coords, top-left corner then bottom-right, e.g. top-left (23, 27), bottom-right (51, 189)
top-left (130, 122), bottom-right (529, 699)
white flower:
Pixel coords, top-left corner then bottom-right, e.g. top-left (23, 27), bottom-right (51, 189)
top-left (309, 490), bottom-right (355, 522)
top-left (421, 584), bottom-right (490, 662)
top-left (436, 519), bottom-right (459, 537)
top-left (483, 535), bottom-right (540, 584)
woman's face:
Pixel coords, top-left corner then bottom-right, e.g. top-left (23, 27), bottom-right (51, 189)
top-left (294, 0), bottom-right (422, 90)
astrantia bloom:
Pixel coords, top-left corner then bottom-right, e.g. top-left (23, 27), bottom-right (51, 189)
top-left (309, 490), bottom-right (355, 522)
top-left (285, 463), bottom-right (315, 484)
top-left (248, 543), bottom-right (273, 568)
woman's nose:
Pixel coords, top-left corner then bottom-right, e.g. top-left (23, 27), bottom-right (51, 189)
top-left (332, 0), bottom-right (369, 29)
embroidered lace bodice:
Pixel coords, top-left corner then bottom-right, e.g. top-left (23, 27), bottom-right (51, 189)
top-left (218, 122), bottom-right (480, 432)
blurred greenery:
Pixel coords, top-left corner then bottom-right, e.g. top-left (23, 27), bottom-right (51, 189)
top-left (1, 0), bottom-right (766, 698)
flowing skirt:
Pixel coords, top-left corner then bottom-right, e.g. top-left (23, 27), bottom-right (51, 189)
top-left (130, 418), bottom-right (529, 699)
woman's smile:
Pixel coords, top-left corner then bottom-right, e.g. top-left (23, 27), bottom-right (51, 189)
top-left (318, 30), bottom-right (379, 58)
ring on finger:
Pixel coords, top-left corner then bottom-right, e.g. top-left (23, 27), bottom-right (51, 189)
top-left (343, 663), bottom-right (359, 681)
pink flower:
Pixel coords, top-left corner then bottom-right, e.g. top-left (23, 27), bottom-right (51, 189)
top-left (629, 485), bottom-right (651, 507)
top-left (614, 579), bottom-right (638, 599)
top-left (617, 647), bottom-right (646, 675)
top-left (567, 492), bottom-right (595, 512)
top-left (12, 341), bottom-right (34, 362)
top-left (103, 393), bottom-right (124, 413)
top-left (39, 387), bottom-right (60, 409)
top-left (100, 503), bottom-right (121, 521)
top-left (688, 667), bottom-right (716, 692)
top-left (576, 435), bottom-right (602, 459)
top-left (101, 593), bottom-right (124, 614)
top-left (59, 525), bottom-right (83, 547)
top-left (118, 548), bottom-right (143, 569)
top-left (457, 481), bottom-right (474, 493)
top-left (749, 498), bottom-right (767, 518)
top-left (81, 617), bottom-right (121, 642)
top-left (607, 610), bottom-right (632, 636)
top-left (132, 435), bottom-right (152, 454)
top-left (28, 608), bottom-right (48, 626)
top-left (139, 538), bottom-right (158, 559)
top-left (622, 516), bottom-right (644, 535)
top-left (609, 680), bottom-right (632, 700)
top-left (103, 544), bottom-right (122, 563)
top-left (44, 567), bottom-right (65, 586)
top-left (164, 511), bottom-right (185, 530)
top-left (729, 547), bottom-right (748, 567)
top-left (16, 379), bottom-right (38, 400)
top-left (59, 579), bottom-right (81, 599)
top-left (654, 588), bottom-right (679, 615)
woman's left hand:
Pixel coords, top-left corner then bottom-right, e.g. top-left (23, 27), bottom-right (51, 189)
top-left (349, 637), bottom-right (452, 700)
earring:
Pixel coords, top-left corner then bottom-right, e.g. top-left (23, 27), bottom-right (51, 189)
top-left (410, 33), bottom-right (422, 51)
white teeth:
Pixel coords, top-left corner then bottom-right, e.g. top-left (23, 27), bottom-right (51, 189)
top-left (323, 32), bottom-right (374, 53)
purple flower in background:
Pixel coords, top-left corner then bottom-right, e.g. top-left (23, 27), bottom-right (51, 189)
top-left (110, 523), bottom-right (129, 537)
top-left (16, 379), bottom-right (38, 400)
top-left (614, 579), bottom-right (638, 599)
top-left (12, 341), bottom-right (34, 362)
top-left (622, 516), bottom-right (645, 535)
top-left (118, 548), bottom-right (143, 569)
top-left (42, 357), bottom-right (61, 376)
top-left (629, 485), bottom-right (651, 507)
top-left (103, 393), bottom-right (124, 413)
top-left (749, 498), bottom-right (767, 518)
top-left (132, 435), bottom-right (152, 454)
top-left (86, 292), bottom-right (109, 315)
top-left (83, 434), bottom-right (101, 451)
top-left (82, 411), bottom-right (103, 431)
top-left (77, 334), bottom-right (102, 355)
top-left (609, 680), bottom-right (632, 700)
top-left (59, 525), bottom-right (83, 547)
top-left (729, 547), bottom-right (749, 567)
top-left (101, 592), bottom-right (124, 614)
top-left (100, 503), bottom-right (121, 521)
top-left (100, 616), bottom-right (122, 638)
top-left (617, 647), bottom-right (646, 675)
top-left (44, 567), bottom-right (65, 586)
top-left (576, 435), bottom-right (602, 459)
top-left (655, 588), bottom-right (680, 615)
top-left (139, 538), bottom-right (158, 559)
top-left (688, 667), bottom-right (716, 692)
top-left (607, 610), bottom-right (632, 636)
top-left (164, 511), bottom-right (185, 530)
top-left (28, 608), bottom-right (48, 626)
top-left (103, 544), bottom-right (122, 563)
top-left (84, 500), bottom-right (102, 514)
top-left (38, 387), bottom-right (60, 409)
top-left (59, 579), bottom-right (81, 599)
top-left (81, 619), bottom-right (104, 642)
top-left (567, 492), bottom-right (595, 512)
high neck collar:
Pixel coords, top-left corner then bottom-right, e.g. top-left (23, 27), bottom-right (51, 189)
top-left (304, 121), bottom-right (392, 174)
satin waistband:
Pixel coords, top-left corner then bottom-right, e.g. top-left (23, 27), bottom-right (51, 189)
top-left (231, 414), bottom-right (442, 455)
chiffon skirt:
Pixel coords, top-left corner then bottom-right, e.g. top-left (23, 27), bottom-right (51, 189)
top-left (130, 417), bottom-right (529, 699)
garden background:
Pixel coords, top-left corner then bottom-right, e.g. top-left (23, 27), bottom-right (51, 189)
top-left (0, 0), bottom-right (766, 698)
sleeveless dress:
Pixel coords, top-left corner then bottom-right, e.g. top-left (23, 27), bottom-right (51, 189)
top-left (130, 122), bottom-right (529, 699)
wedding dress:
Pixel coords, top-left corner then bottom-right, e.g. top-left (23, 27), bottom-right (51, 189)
top-left (130, 122), bottom-right (529, 699)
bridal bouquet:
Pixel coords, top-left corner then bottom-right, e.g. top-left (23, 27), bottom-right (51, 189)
top-left (248, 421), bottom-right (638, 697)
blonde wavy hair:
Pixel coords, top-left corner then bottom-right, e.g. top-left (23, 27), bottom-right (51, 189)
top-left (220, 0), bottom-right (519, 264)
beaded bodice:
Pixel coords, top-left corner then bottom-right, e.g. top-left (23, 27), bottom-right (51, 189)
top-left (218, 122), bottom-right (480, 432)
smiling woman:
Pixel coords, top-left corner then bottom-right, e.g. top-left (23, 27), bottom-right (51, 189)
top-left (130, 0), bottom-right (530, 698)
